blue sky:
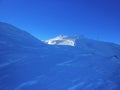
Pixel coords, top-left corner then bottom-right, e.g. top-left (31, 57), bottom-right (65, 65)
top-left (0, 0), bottom-right (120, 44)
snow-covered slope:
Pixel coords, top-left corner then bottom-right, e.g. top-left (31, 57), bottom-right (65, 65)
top-left (0, 22), bottom-right (120, 90)
top-left (0, 22), bottom-right (45, 48)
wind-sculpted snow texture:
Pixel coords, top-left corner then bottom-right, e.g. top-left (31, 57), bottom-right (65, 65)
top-left (0, 22), bottom-right (120, 90)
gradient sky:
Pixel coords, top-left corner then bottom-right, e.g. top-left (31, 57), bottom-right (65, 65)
top-left (0, 0), bottom-right (120, 44)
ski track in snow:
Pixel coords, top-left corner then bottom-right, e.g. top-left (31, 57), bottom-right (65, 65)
top-left (57, 60), bottom-right (73, 66)
top-left (56, 53), bottom-right (93, 66)
top-left (0, 63), bottom-right (10, 68)
top-left (15, 75), bottom-right (44, 90)
top-left (0, 56), bottom-right (26, 68)
top-left (68, 82), bottom-right (85, 90)
top-left (15, 80), bottom-right (38, 90)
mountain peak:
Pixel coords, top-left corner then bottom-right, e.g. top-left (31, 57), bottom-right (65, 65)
top-left (44, 35), bottom-right (84, 46)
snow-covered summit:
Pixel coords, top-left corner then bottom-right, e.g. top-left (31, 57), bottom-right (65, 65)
top-left (44, 35), bottom-right (84, 46)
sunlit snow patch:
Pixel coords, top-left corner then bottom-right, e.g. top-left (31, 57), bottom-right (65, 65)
top-left (44, 35), bottom-right (84, 46)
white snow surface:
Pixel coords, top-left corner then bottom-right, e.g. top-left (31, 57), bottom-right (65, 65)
top-left (44, 35), bottom-right (84, 46)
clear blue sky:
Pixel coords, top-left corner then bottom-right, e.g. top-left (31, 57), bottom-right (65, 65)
top-left (0, 0), bottom-right (120, 44)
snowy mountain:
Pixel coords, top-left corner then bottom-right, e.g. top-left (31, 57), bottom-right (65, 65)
top-left (44, 35), bottom-right (84, 46)
top-left (0, 22), bottom-right (120, 90)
